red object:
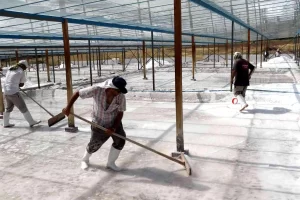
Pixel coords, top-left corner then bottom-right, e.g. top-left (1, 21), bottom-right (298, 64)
top-left (232, 98), bottom-right (238, 104)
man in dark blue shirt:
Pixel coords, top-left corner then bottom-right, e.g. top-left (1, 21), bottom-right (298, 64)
top-left (231, 52), bottom-right (255, 111)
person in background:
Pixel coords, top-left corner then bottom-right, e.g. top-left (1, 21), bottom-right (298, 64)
top-left (231, 52), bottom-right (255, 112)
top-left (263, 49), bottom-right (269, 61)
top-left (275, 48), bottom-right (281, 57)
top-left (2, 60), bottom-right (41, 128)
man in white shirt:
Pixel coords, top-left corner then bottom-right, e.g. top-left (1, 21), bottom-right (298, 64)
top-left (63, 76), bottom-right (127, 171)
top-left (3, 60), bottom-right (41, 128)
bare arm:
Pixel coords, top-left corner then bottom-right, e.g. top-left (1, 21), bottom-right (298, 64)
top-left (248, 63), bottom-right (255, 79)
top-left (231, 70), bottom-right (236, 84)
top-left (63, 91), bottom-right (79, 116)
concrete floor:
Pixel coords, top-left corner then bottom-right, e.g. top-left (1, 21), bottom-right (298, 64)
top-left (1, 55), bottom-right (300, 200)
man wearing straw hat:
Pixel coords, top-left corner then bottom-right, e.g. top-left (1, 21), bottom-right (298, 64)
top-left (2, 60), bottom-right (41, 128)
top-left (63, 76), bottom-right (127, 171)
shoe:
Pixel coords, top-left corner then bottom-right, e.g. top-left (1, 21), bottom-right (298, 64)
top-left (81, 150), bottom-right (91, 170)
top-left (237, 95), bottom-right (248, 112)
top-left (23, 111), bottom-right (41, 127)
top-left (240, 104), bottom-right (248, 111)
top-left (3, 112), bottom-right (15, 128)
top-left (106, 146), bottom-right (122, 171)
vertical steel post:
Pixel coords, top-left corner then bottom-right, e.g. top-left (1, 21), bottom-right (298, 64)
top-left (143, 41), bottom-right (147, 80)
top-left (213, 38), bottom-right (216, 68)
top-left (137, 47), bottom-right (140, 70)
top-left (247, 28), bottom-right (250, 61)
top-left (151, 31), bottom-right (155, 91)
top-left (226, 39), bottom-right (228, 67)
top-left (51, 50), bottom-right (55, 83)
top-left (217, 43), bottom-right (219, 62)
top-left (230, 21), bottom-right (234, 92)
top-left (62, 19), bottom-right (76, 129)
top-left (174, 0), bottom-right (184, 152)
top-left (260, 35), bottom-right (263, 68)
top-left (77, 50), bottom-right (80, 73)
top-left (208, 43), bottom-right (210, 61)
top-left (162, 45), bottom-right (165, 65)
top-left (45, 49), bottom-right (50, 82)
top-left (192, 35), bottom-right (196, 81)
top-left (123, 48), bottom-right (125, 71)
top-left (98, 47), bottom-right (101, 76)
top-left (88, 40), bottom-right (92, 86)
top-left (256, 33), bottom-right (258, 66)
top-left (35, 48), bottom-right (40, 89)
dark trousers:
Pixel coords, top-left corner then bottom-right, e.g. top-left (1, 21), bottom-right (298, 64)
top-left (86, 122), bottom-right (126, 154)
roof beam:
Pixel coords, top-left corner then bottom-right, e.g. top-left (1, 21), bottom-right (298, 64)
top-left (189, 0), bottom-right (267, 38)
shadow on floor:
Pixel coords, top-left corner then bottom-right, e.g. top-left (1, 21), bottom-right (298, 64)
top-left (243, 107), bottom-right (291, 114)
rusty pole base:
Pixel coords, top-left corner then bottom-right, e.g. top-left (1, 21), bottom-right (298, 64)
top-left (65, 126), bottom-right (78, 133)
top-left (191, 78), bottom-right (196, 81)
top-left (171, 150), bottom-right (191, 176)
top-left (143, 77), bottom-right (148, 80)
top-left (171, 149), bottom-right (189, 157)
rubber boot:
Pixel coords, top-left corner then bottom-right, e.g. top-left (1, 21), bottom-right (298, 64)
top-left (23, 111), bottom-right (41, 127)
top-left (106, 146), bottom-right (122, 171)
top-left (81, 150), bottom-right (91, 170)
top-left (237, 94), bottom-right (248, 111)
top-left (3, 112), bottom-right (15, 128)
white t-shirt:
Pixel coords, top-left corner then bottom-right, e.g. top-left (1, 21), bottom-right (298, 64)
top-left (3, 68), bottom-right (26, 95)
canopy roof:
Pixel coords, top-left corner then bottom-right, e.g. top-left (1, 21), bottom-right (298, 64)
top-left (0, 0), bottom-right (298, 47)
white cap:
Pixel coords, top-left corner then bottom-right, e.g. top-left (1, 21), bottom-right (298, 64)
top-left (18, 60), bottom-right (29, 68)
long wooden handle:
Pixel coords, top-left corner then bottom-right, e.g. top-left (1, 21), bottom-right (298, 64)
top-left (70, 112), bottom-right (185, 166)
top-left (20, 89), bottom-right (54, 117)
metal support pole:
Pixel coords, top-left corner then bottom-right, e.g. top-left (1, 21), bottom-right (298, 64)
top-left (15, 50), bottom-right (19, 63)
top-left (162, 46), bottom-right (165, 65)
top-left (217, 43), bottom-right (219, 62)
top-left (62, 19), bottom-right (77, 130)
top-left (230, 21), bottom-right (234, 92)
top-left (260, 35), bottom-right (263, 68)
top-left (98, 47), bottom-right (101, 76)
top-left (35, 48), bottom-right (40, 89)
top-left (208, 44), bottom-right (210, 61)
top-left (226, 39), bottom-right (228, 67)
top-left (247, 28), bottom-right (250, 61)
top-left (92, 49), bottom-right (95, 70)
top-left (143, 41), bottom-right (147, 80)
top-left (51, 50), bottom-right (55, 83)
top-left (88, 40), bottom-right (92, 86)
top-left (256, 33), bottom-right (258, 66)
top-left (0, 68), bottom-right (4, 114)
top-left (191, 35), bottom-right (196, 81)
top-left (46, 49), bottom-right (51, 82)
top-left (77, 50), bottom-right (80, 73)
top-left (174, 0), bottom-right (184, 152)
top-left (151, 31), bottom-right (155, 91)
top-left (137, 47), bottom-right (140, 70)
top-left (213, 38), bottom-right (216, 68)
top-left (123, 48), bottom-right (125, 71)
